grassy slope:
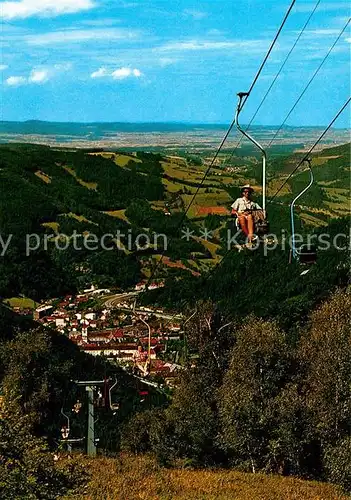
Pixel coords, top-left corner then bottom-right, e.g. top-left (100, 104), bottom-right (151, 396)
top-left (63, 454), bottom-right (347, 500)
top-left (3, 297), bottom-right (38, 309)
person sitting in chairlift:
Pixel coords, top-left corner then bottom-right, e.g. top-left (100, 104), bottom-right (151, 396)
top-left (231, 185), bottom-right (262, 243)
top-left (133, 344), bottom-right (150, 377)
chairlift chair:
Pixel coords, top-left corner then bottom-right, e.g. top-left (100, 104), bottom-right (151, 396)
top-left (138, 389), bottom-right (149, 403)
top-left (295, 244), bottom-right (317, 265)
top-left (290, 158), bottom-right (317, 270)
top-left (234, 92), bottom-right (270, 238)
top-left (108, 379), bottom-right (120, 411)
top-left (60, 408), bottom-right (85, 448)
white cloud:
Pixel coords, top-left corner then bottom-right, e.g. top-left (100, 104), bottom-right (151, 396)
top-left (80, 18), bottom-right (121, 27)
top-left (345, 38), bottom-right (351, 43)
top-left (26, 28), bottom-right (138, 46)
top-left (293, 2), bottom-right (350, 13)
top-left (0, 65), bottom-right (8, 71)
top-left (111, 67), bottom-right (142, 80)
top-left (6, 76), bottom-right (27, 86)
top-left (112, 67), bottom-right (132, 80)
top-left (91, 67), bottom-right (108, 78)
top-left (183, 9), bottom-right (207, 20)
top-left (159, 57), bottom-right (177, 67)
top-left (158, 40), bottom-right (264, 52)
top-left (54, 62), bottom-right (73, 71)
top-left (29, 69), bottom-right (49, 83)
top-left (207, 29), bottom-right (225, 36)
top-left (4, 64), bottom-right (69, 86)
top-left (301, 29), bottom-right (346, 37)
top-left (91, 67), bottom-right (143, 80)
top-left (0, 0), bottom-right (96, 20)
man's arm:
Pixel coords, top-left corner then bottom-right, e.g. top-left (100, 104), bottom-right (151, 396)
top-left (231, 199), bottom-right (240, 214)
top-left (231, 200), bottom-right (239, 217)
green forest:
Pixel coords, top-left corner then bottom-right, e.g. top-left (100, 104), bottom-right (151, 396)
top-left (0, 142), bottom-right (350, 498)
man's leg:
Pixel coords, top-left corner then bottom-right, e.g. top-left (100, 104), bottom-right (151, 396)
top-left (238, 215), bottom-right (249, 236)
top-left (137, 363), bottom-right (145, 374)
top-left (247, 214), bottom-right (254, 242)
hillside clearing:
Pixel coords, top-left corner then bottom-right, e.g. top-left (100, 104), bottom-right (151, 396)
top-left (312, 155), bottom-right (341, 165)
top-left (35, 170), bottom-right (52, 184)
top-left (41, 221), bottom-right (60, 233)
top-left (62, 166), bottom-right (98, 190)
top-left (103, 210), bottom-right (130, 223)
top-left (63, 213), bottom-right (99, 225)
top-left (3, 297), bottom-right (38, 309)
top-left (114, 154), bottom-right (142, 167)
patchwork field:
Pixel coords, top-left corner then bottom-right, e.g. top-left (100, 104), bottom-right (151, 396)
top-left (181, 192), bottom-right (232, 218)
top-left (90, 145), bottom-right (349, 229)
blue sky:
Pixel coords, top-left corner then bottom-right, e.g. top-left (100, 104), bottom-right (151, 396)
top-left (0, 0), bottom-right (350, 126)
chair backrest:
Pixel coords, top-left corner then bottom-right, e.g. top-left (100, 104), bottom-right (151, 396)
top-left (256, 219), bottom-right (270, 236)
top-left (297, 245), bottom-right (317, 265)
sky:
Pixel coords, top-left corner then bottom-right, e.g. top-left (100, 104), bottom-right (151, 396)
top-left (0, 0), bottom-right (350, 126)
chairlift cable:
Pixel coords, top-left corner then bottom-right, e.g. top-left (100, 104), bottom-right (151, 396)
top-left (240, 0), bottom-right (297, 110)
top-left (151, 14), bottom-right (350, 337)
top-left (269, 97), bottom-right (351, 202)
top-left (226, 0), bottom-right (321, 165)
top-left (266, 18), bottom-right (350, 149)
top-left (143, 0), bottom-right (297, 290)
top-left (171, 97), bottom-right (350, 329)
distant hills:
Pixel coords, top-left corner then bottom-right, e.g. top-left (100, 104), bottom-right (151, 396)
top-left (0, 120), bottom-right (349, 154)
top-left (0, 119), bottom-right (348, 136)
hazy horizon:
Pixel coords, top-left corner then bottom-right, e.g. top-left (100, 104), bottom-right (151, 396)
top-left (0, 119), bottom-right (349, 130)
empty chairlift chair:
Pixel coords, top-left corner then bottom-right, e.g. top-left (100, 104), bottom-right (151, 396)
top-left (290, 158), bottom-right (317, 270)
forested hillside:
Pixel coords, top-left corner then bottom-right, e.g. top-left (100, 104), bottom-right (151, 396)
top-left (0, 142), bottom-right (349, 301)
top-left (0, 142), bottom-right (349, 498)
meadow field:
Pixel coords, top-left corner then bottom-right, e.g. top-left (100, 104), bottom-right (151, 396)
top-left (63, 454), bottom-right (348, 500)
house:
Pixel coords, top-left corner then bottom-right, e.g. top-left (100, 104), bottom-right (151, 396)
top-left (55, 318), bottom-right (66, 328)
top-left (85, 312), bottom-right (96, 321)
top-left (81, 342), bottom-right (157, 360)
top-left (91, 288), bottom-right (111, 295)
top-left (34, 305), bottom-right (54, 320)
top-left (135, 282), bottom-right (146, 291)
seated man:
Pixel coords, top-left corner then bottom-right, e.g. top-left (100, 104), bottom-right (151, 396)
top-left (133, 345), bottom-right (150, 377)
top-left (231, 185), bottom-right (262, 242)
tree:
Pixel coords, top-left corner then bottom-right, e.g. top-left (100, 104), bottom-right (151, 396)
top-left (162, 369), bottom-right (220, 465)
top-left (218, 317), bottom-right (292, 473)
top-left (0, 392), bottom-right (86, 499)
top-left (298, 289), bottom-right (351, 480)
